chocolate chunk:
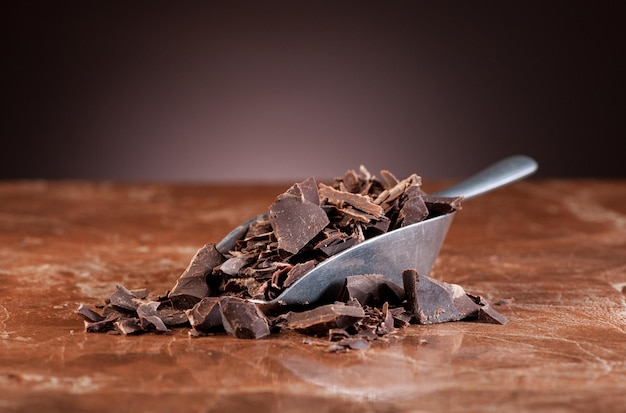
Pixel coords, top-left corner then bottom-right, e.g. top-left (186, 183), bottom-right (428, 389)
top-left (219, 253), bottom-right (254, 276)
top-left (282, 260), bottom-right (316, 289)
top-left (219, 297), bottom-right (270, 339)
top-left (422, 195), bottom-right (463, 216)
top-left (76, 303), bottom-right (104, 323)
top-left (379, 169), bottom-right (400, 190)
top-left (157, 308), bottom-right (189, 326)
top-left (389, 307), bottom-right (412, 328)
top-left (285, 303), bottom-right (365, 335)
top-left (339, 274), bottom-right (404, 307)
top-left (477, 305), bottom-right (509, 325)
top-left (168, 243), bottom-right (225, 308)
top-left (84, 315), bottom-right (118, 333)
top-left (136, 302), bottom-right (169, 332)
top-left (318, 183), bottom-right (384, 218)
top-left (269, 185), bottom-right (330, 255)
top-left (185, 297), bottom-right (223, 332)
top-left (287, 176), bottom-right (321, 206)
top-left (397, 185), bottom-right (429, 226)
top-left (402, 269), bottom-right (480, 324)
top-left (110, 285), bottom-right (139, 311)
top-left (114, 318), bottom-right (143, 335)
top-left (313, 229), bottom-right (361, 257)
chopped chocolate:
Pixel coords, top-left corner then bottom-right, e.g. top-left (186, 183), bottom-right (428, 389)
top-left (110, 285), bottom-right (139, 311)
top-left (339, 274), bottom-right (404, 307)
top-left (402, 269), bottom-right (480, 324)
top-left (423, 195), bottom-right (463, 217)
top-left (168, 243), bottom-right (225, 308)
top-left (477, 305), bottom-right (509, 325)
top-left (282, 260), bottom-right (316, 289)
top-left (79, 165), bottom-right (508, 350)
top-left (285, 303), bottom-right (365, 335)
top-left (136, 302), bottom-right (169, 332)
top-left (219, 297), bottom-right (270, 339)
top-left (186, 297), bottom-right (223, 332)
top-left (157, 308), bottom-right (189, 326)
top-left (389, 307), bottom-right (412, 328)
top-left (318, 183), bottom-right (384, 218)
top-left (84, 315), bottom-right (118, 333)
top-left (76, 303), bottom-right (104, 323)
top-left (331, 337), bottom-right (370, 352)
top-left (269, 187), bottom-right (330, 255)
top-left (397, 185), bottom-right (429, 226)
top-left (114, 318), bottom-right (142, 335)
top-left (219, 253), bottom-right (254, 276)
top-left (287, 176), bottom-right (321, 206)
top-left (379, 169), bottom-right (399, 190)
top-left (468, 294), bottom-right (509, 325)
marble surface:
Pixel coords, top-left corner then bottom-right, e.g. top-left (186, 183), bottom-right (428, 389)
top-left (1, 179), bottom-right (625, 412)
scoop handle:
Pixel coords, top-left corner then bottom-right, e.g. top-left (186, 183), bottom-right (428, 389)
top-left (434, 155), bottom-right (538, 200)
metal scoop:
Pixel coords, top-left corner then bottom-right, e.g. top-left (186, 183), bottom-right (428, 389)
top-left (217, 155), bottom-right (538, 309)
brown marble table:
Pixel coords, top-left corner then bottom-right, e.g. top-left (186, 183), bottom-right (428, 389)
top-left (1, 179), bottom-right (625, 412)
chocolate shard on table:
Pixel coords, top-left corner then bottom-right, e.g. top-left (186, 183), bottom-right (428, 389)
top-left (168, 243), bottom-right (225, 308)
top-left (136, 301), bottom-right (169, 332)
top-left (76, 303), bottom-right (105, 323)
top-left (185, 297), bottom-right (223, 333)
top-left (284, 302), bottom-right (365, 335)
top-left (402, 269), bottom-right (480, 324)
top-left (84, 314), bottom-right (119, 333)
top-left (338, 274), bottom-right (404, 307)
top-left (109, 284), bottom-right (141, 311)
top-left (219, 297), bottom-right (271, 339)
top-left (468, 294), bottom-right (509, 325)
top-left (114, 318), bottom-right (143, 335)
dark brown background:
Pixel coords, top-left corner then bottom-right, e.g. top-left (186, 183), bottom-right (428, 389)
top-left (2, 1), bottom-right (624, 182)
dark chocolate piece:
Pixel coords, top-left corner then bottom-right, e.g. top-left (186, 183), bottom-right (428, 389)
top-left (285, 303), bottom-right (365, 335)
top-left (136, 302), bottom-right (169, 332)
top-left (219, 253), bottom-right (254, 276)
top-left (318, 183), bottom-right (384, 218)
top-left (219, 297), bottom-right (270, 339)
top-left (477, 305), bottom-right (509, 325)
top-left (339, 274), bottom-right (404, 307)
top-left (76, 303), bottom-right (104, 323)
top-left (422, 195), bottom-right (463, 216)
top-left (379, 169), bottom-right (399, 190)
top-left (168, 243), bottom-right (225, 308)
top-left (269, 185), bottom-right (330, 255)
top-left (397, 185), bottom-right (429, 226)
top-left (115, 318), bottom-right (143, 335)
top-left (282, 260), bottom-right (315, 289)
top-left (157, 308), bottom-right (189, 326)
top-left (84, 315), bottom-right (118, 333)
top-left (110, 285), bottom-right (139, 311)
top-left (287, 176), bottom-right (321, 206)
top-left (402, 269), bottom-right (480, 324)
top-left (185, 297), bottom-right (223, 332)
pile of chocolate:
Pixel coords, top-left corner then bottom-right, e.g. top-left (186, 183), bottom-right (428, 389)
top-left (78, 166), bottom-right (507, 352)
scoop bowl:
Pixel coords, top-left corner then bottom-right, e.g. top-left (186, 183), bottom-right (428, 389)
top-left (217, 155), bottom-right (538, 309)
